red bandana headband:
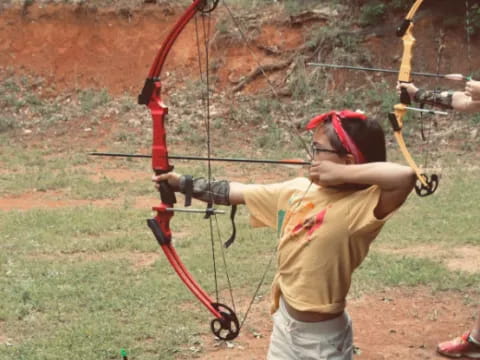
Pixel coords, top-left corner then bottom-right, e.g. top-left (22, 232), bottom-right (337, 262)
top-left (306, 110), bottom-right (367, 164)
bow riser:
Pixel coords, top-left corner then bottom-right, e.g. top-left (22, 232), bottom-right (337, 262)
top-left (398, 26), bottom-right (415, 85)
top-left (149, 84), bottom-right (172, 173)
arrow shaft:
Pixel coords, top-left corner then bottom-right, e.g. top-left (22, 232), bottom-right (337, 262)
top-left (90, 152), bottom-right (311, 166)
top-left (165, 208), bottom-right (226, 214)
top-left (307, 62), bottom-right (462, 80)
top-left (404, 106), bottom-right (448, 115)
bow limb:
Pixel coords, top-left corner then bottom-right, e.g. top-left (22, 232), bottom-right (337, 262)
top-left (140, 0), bottom-right (240, 341)
top-left (389, 105), bottom-right (438, 196)
top-left (397, 0), bottom-right (423, 101)
top-left (389, 0), bottom-right (439, 197)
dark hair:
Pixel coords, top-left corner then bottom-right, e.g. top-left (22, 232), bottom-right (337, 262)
top-left (324, 115), bottom-right (386, 162)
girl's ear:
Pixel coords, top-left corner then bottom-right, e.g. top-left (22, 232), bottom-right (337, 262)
top-left (343, 154), bottom-right (356, 165)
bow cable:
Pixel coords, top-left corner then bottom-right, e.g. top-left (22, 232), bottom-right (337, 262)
top-left (193, 4), bottom-right (238, 324)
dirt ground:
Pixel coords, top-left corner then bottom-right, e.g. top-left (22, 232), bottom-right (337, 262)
top-left (192, 287), bottom-right (479, 360)
top-left (1, 3), bottom-right (479, 359)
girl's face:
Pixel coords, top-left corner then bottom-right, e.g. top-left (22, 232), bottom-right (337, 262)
top-left (312, 126), bottom-right (353, 164)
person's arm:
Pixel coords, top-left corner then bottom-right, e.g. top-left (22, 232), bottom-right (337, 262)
top-left (308, 161), bottom-right (416, 219)
top-left (152, 173), bottom-right (255, 205)
top-left (399, 82), bottom-right (480, 113)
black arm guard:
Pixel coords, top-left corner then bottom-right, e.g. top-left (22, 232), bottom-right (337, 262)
top-left (414, 89), bottom-right (454, 110)
top-left (178, 176), bottom-right (230, 205)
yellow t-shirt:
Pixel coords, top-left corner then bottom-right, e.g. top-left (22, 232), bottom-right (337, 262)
top-left (243, 177), bottom-right (391, 314)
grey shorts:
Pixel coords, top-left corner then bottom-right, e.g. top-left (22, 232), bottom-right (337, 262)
top-left (267, 297), bottom-right (353, 360)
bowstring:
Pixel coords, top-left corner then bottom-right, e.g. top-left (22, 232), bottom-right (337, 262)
top-left (193, 0), bottom-right (316, 332)
top-left (195, 4), bottom-right (237, 314)
top-left (421, 29), bottom-right (445, 173)
top-left (195, 7), bottom-right (220, 304)
top-left (465, 0), bottom-right (473, 78)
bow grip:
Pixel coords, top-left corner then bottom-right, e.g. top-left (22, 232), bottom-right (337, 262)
top-left (158, 179), bottom-right (176, 205)
top-left (396, 19), bottom-right (411, 37)
top-left (138, 77), bottom-right (158, 105)
top-left (399, 84), bottom-right (412, 105)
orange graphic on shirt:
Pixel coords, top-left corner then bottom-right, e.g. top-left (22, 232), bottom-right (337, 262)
top-left (281, 201), bottom-right (314, 238)
top-left (291, 206), bottom-right (330, 242)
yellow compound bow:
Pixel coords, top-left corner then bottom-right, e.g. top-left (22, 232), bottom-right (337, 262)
top-left (388, 0), bottom-right (445, 196)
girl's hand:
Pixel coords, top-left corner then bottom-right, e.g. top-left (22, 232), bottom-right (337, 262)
top-left (308, 160), bottom-right (346, 187)
top-left (465, 80), bottom-right (480, 101)
top-left (396, 82), bottom-right (418, 99)
top-left (152, 172), bottom-right (182, 192)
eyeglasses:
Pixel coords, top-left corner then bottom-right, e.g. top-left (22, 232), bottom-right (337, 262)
top-left (311, 143), bottom-right (341, 156)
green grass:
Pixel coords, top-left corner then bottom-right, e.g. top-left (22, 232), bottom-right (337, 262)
top-left (1, 71), bottom-right (479, 360)
top-left (0, 202), bottom-right (276, 359)
top-left (377, 168), bottom-right (480, 247)
top-left (1, 134), bottom-right (479, 358)
top-left (353, 252), bottom-right (478, 295)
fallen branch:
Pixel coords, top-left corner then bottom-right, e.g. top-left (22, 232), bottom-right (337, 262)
top-left (231, 57), bottom-right (293, 93)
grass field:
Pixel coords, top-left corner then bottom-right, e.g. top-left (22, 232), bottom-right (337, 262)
top-left (1, 123), bottom-right (479, 359)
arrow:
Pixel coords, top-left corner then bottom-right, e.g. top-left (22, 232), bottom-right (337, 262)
top-left (393, 104), bottom-right (449, 116)
top-left (89, 152), bottom-right (311, 166)
top-left (404, 106), bottom-right (448, 115)
top-left (307, 62), bottom-right (471, 81)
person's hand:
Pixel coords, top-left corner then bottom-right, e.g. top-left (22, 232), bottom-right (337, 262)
top-left (396, 82), bottom-right (418, 99)
top-left (308, 160), bottom-right (346, 187)
top-left (465, 80), bottom-right (480, 101)
top-left (152, 172), bottom-right (182, 192)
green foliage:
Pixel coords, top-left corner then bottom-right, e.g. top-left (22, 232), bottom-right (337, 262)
top-left (282, 0), bottom-right (321, 14)
top-left (471, 112), bottom-right (480, 125)
top-left (466, 2), bottom-right (480, 36)
top-left (0, 72), bottom-right (125, 131)
top-left (22, 0), bottom-right (34, 8)
top-left (385, 0), bottom-right (410, 12)
top-left (359, 1), bottom-right (386, 27)
top-left (118, 95), bottom-right (136, 113)
top-left (256, 122), bottom-right (282, 148)
top-left (215, 17), bottom-right (234, 39)
top-left (307, 25), bottom-right (360, 56)
top-left (78, 89), bottom-right (111, 115)
top-left (287, 57), bottom-right (326, 105)
top-left (0, 116), bottom-right (15, 132)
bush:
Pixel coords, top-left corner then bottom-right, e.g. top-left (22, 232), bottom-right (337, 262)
top-left (359, 1), bottom-right (386, 27)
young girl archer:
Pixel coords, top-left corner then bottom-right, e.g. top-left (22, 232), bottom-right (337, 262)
top-left (154, 110), bottom-right (416, 359)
